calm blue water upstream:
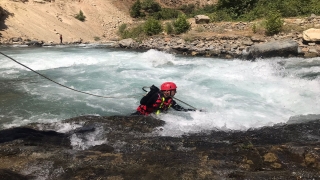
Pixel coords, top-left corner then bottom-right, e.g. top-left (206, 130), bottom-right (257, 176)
top-left (0, 45), bottom-right (319, 136)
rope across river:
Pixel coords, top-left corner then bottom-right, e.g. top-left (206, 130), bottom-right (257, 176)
top-left (0, 51), bottom-right (120, 99)
top-left (0, 51), bottom-right (197, 110)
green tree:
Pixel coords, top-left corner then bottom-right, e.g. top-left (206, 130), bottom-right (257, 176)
top-left (217, 0), bottom-right (259, 19)
top-left (141, 0), bottom-right (161, 13)
top-left (144, 18), bottom-right (162, 35)
top-left (130, 0), bottom-right (142, 18)
top-left (173, 14), bottom-right (190, 34)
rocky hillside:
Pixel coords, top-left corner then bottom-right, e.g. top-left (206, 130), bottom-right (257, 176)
top-left (0, 0), bottom-right (319, 59)
top-left (0, 0), bottom-right (136, 44)
top-left (0, 0), bottom-right (219, 44)
top-left (158, 0), bottom-right (218, 8)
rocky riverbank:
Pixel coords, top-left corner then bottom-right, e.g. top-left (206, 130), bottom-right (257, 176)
top-left (4, 26), bottom-right (320, 60)
top-left (114, 16), bottom-right (320, 60)
top-left (2, 4), bottom-right (320, 60)
top-left (0, 115), bottom-right (320, 179)
top-left (1, 0), bottom-right (320, 60)
top-left (3, 33), bottom-right (319, 60)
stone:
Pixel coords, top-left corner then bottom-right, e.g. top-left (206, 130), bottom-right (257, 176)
top-left (303, 28), bottom-right (320, 42)
top-left (194, 15), bottom-right (210, 24)
top-left (246, 39), bottom-right (299, 59)
top-left (118, 38), bottom-right (134, 48)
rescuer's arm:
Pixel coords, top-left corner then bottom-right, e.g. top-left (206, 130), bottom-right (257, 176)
top-left (171, 100), bottom-right (195, 111)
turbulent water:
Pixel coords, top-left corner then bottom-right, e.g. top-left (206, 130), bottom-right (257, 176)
top-left (0, 45), bottom-right (319, 136)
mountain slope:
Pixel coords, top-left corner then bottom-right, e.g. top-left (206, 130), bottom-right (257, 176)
top-left (0, 0), bottom-right (134, 43)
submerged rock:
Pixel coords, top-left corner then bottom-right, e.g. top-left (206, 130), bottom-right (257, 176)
top-left (0, 115), bottom-right (320, 179)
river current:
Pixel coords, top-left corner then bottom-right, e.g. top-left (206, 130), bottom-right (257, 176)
top-left (0, 45), bottom-right (319, 136)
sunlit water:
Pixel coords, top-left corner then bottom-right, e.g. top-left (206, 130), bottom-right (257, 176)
top-left (0, 45), bottom-right (320, 137)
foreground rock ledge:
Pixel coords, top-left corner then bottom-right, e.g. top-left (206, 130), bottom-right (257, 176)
top-left (0, 115), bottom-right (320, 180)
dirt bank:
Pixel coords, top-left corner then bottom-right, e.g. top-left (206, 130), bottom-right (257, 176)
top-left (0, 0), bottom-right (134, 44)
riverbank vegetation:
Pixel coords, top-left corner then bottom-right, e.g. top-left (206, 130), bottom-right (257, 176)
top-left (118, 0), bottom-right (320, 40)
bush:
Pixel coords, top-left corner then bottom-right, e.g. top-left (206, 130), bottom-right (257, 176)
top-left (75, 10), bottom-right (86, 21)
top-left (179, 4), bottom-right (196, 15)
top-left (141, 0), bottom-right (161, 13)
top-left (265, 11), bottom-right (284, 36)
top-left (152, 8), bottom-right (180, 20)
top-left (118, 24), bottom-right (127, 35)
top-left (130, 0), bottom-right (143, 18)
top-left (118, 23), bottom-right (146, 40)
top-left (252, 23), bottom-right (257, 33)
top-left (94, 36), bottom-right (101, 41)
top-left (217, 0), bottom-right (258, 19)
top-left (192, 5), bottom-right (216, 17)
top-left (173, 14), bottom-right (191, 34)
top-left (164, 22), bottom-right (174, 34)
top-left (144, 18), bottom-right (162, 35)
top-left (209, 10), bottom-right (233, 22)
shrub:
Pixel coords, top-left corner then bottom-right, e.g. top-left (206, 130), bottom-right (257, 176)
top-left (281, 23), bottom-right (305, 34)
top-left (130, 0), bottom-right (142, 18)
top-left (75, 10), bottom-right (86, 21)
top-left (195, 25), bottom-right (206, 33)
top-left (209, 11), bottom-right (232, 22)
top-left (152, 8), bottom-right (180, 20)
top-left (192, 5), bottom-right (216, 18)
top-left (249, 20), bottom-right (265, 34)
top-left (179, 4), bottom-right (196, 15)
top-left (144, 18), bottom-right (162, 35)
top-left (173, 14), bottom-right (190, 34)
top-left (265, 11), bottom-right (284, 36)
top-left (164, 22), bottom-right (174, 34)
top-left (252, 23), bottom-right (257, 33)
top-left (118, 23), bottom-right (127, 35)
top-left (217, 0), bottom-right (258, 19)
top-left (118, 23), bottom-right (146, 41)
top-left (94, 36), bottom-right (100, 41)
top-left (141, 0), bottom-right (161, 13)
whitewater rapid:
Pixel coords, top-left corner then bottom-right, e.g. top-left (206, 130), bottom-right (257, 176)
top-left (0, 46), bottom-right (319, 136)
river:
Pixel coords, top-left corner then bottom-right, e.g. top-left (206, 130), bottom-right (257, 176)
top-left (0, 45), bottom-right (319, 136)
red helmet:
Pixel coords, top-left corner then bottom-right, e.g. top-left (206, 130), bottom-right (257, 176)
top-left (160, 82), bottom-right (177, 91)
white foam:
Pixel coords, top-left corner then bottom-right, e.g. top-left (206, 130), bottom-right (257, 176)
top-left (70, 126), bottom-right (107, 150)
top-left (1, 48), bottom-right (320, 136)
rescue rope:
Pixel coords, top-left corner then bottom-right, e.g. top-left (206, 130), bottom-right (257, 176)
top-left (0, 51), bottom-right (134, 99)
top-left (142, 86), bottom-right (198, 110)
top-left (0, 51), bottom-right (200, 109)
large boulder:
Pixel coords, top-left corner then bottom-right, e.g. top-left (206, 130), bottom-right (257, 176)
top-left (26, 40), bottom-right (44, 47)
top-left (245, 39), bottom-right (299, 60)
top-left (118, 38), bottom-right (138, 48)
top-left (303, 28), bottom-right (320, 42)
top-left (194, 15), bottom-right (210, 24)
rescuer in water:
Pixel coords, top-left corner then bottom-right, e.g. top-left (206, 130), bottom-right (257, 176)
top-left (132, 82), bottom-right (195, 115)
